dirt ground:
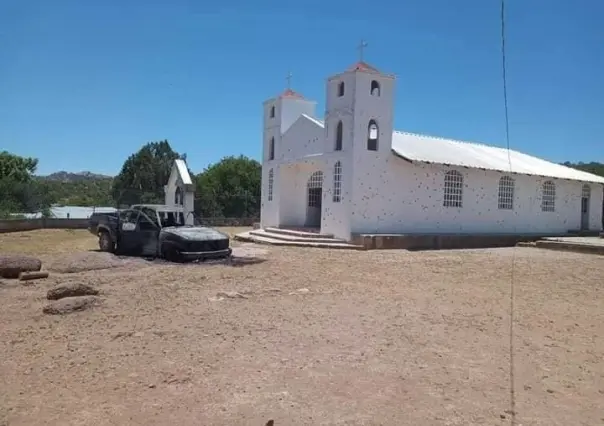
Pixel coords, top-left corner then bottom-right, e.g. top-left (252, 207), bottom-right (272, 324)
top-left (1, 229), bottom-right (603, 426)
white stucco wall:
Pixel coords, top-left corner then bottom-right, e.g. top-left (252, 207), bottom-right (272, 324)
top-left (279, 160), bottom-right (322, 228)
top-left (320, 154), bottom-right (351, 240)
top-left (347, 156), bottom-right (603, 235)
top-left (260, 164), bottom-right (280, 228)
top-left (280, 116), bottom-right (324, 161)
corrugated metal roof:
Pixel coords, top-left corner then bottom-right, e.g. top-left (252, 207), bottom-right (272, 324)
top-left (15, 206), bottom-right (117, 219)
top-left (391, 131), bottom-right (604, 183)
top-left (301, 117), bottom-right (603, 183)
top-left (50, 206), bottom-right (117, 219)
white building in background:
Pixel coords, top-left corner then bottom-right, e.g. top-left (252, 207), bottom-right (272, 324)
top-left (260, 59), bottom-right (604, 241)
top-left (164, 158), bottom-right (195, 225)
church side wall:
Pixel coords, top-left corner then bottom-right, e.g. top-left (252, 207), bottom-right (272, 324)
top-left (590, 184), bottom-right (604, 230)
top-left (280, 117), bottom-right (324, 161)
top-left (350, 157), bottom-right (601, 234)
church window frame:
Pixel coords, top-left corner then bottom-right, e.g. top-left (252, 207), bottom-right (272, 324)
top-left (367, 120), bottom-right (379, 151)
top-left (541, 180), bottom-right (556, 212)
top-left (174, 186), bottom-right (183, 205)
top-left (443, 170), bottom-right (464, 208)
top-left (333, 161), bottom-right (342, 203)
top-left (268, 168), bottom-right (274, 201)
top-left (337, 81), bottom-right (345, 97)
top-left (498, 176), bottom-right (515, 210)
top-left (269, 105), bottom-right (275, 118)
top-left (268, 137), bottom-right (275, 161)
top-left (370, 80), bottom-right (381, 96)
top-left (335, 121), bottom-right (343, 151)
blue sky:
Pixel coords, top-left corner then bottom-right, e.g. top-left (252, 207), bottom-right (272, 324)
top-left (1, 0), bottom-right (602, 176)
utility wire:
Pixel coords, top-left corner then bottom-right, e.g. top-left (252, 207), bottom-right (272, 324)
top-left (501, 0), bottom-right (517, 425)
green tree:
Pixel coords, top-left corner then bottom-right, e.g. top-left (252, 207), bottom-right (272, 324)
top-left (111, 140), bottom-right (184, 206)
top-left (0, 151), bottom-right (49, 215)
top-left (563, 161), bottom-right (604, 177)
top-left (195, 155), bottom-right (261, 218)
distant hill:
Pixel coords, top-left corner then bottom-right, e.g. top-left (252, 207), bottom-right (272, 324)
top-left (39, 171), bottom-right (113, 182)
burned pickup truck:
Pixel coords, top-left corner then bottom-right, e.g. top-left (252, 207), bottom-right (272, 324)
top-left (88, 204), bottom-right (232, 262)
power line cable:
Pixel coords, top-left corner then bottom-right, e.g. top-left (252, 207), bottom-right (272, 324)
top-left (500, 1), bottom-right (517, 425)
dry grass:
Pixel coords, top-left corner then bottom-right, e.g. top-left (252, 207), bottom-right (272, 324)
top-left (0, 230), bottom-right (603, 425)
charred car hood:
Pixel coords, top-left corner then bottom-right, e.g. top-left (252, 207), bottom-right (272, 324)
top-left (161, 226), bottom-right (229, 241)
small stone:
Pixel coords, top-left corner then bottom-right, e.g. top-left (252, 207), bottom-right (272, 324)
top-left (148, 384), bottom-right (156, 388)
top-left (47, 283), bottom-right (99, 300)
top-left (134, 331), bottom-right (144, 338)
top-left (216, 291), bottom-right (248, 299)
top-left (43, 296), bottom-right (101, 315)
top-left (546, 389), bottom-right (554, 393)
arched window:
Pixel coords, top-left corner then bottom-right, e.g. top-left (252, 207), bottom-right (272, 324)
top-left (337, 82), bottom-right (345, 97)
top-left (370, 80), bottom-right (380, 96)
top-left (269, 137), bottom-right (275, 161)
top-left (367, 120), bottom-right (378, 151)
top-left (443, 170), bottom-right (463, 208)
top-left (174, 187), bottom-right (183, 205)
top-left (541, 181), bottom-right (555, 212)
top-left (268, 168), bottom-right (274, 201)
top-left (335, 121), bottom-right (343, 151)
top-left (498, 176), bottom-right (515, 210)
top-left (333, 161), bottom-right (342, 203)
top-left (269, 105), bottom-right (275, 118)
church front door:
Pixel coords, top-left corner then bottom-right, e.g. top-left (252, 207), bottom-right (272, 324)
top-left (305, 171), bottom-right (323, 228)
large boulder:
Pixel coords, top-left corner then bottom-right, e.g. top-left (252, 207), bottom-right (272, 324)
top-left (0, 255), bottom-right (42, 279)
top-left (42, 296), bottom-right (101, 315)
top-left (47, 283), bottom-right (99, 300)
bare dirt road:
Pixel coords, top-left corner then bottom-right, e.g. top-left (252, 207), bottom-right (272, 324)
top-left (1, 230), bottom-right (603, 425)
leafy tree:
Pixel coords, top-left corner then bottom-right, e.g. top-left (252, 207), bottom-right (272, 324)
top-left (37, 178), bottom-right (114, 207)
top-left (563, 161), bottom-right (604, 177)
top-left (195, 155), bottom-right (261, 218)
top-left (0, 151), bottom-right (49, 215)
top-left (111, 140), bottom-right (185, 206)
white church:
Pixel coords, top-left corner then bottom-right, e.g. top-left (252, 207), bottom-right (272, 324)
top-left (260, 58), bottom-right (604, 241)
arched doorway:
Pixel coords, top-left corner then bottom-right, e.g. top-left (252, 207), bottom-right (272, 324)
top-left (306, 171), bottom-right (323, 228)
top-left (581, 184), bottom-right (590, 230)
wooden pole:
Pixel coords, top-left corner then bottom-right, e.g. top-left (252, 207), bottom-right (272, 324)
top-left (19, 271), bottom-right (49, 281)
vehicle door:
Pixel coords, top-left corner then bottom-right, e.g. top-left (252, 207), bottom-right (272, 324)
top-left (117, 209), bottom-right (141, 254)
top-left (136, 207), bottom-right (161, 256)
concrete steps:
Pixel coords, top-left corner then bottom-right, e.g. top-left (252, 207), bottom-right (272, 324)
top-left (264, 227), bottom-right (334, 239)
top-left (234, 228), bottom-right (365, 250)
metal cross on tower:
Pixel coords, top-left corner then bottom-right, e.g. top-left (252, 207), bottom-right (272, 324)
top-left (357, 40), bottom-right (368, 62)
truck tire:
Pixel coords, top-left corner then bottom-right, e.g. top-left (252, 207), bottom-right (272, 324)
top-left (162, 244), bottom-right (184, 263)
top-left (98, 231), bottom-right (115, 253)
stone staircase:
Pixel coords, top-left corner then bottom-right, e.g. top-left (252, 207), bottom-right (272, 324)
top-left (234, 227), bottom-right (365, 250)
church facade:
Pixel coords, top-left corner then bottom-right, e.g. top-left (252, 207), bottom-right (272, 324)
top-left (260, 61), bottom-right (604, 241)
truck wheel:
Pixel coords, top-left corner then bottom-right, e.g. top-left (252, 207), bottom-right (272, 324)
top-left (162, 245), bottom-right (184, 263)
top-left (99, 231), bottom-right (115, 253)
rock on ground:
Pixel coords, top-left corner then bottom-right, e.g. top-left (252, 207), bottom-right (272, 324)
top-left (47, 252), bottom-right (144, 274)
top-left (0, 255), bottom-right (42, 279)
top-left (47, 283), bottom-right (99, 300)
top-left (42, 296), bottom-right (101, 315)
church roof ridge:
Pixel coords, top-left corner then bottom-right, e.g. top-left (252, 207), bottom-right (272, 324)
top-left (347, 61), bottom-right (381, 73)
top-left (279, 88), bottom-right (305, 99)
